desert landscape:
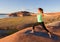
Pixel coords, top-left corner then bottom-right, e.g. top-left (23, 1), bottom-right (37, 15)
top-left (0, 21), bottom-right (60, 42)
top-left (0, 0), bottom-right (60, 42)
top-left (0, 11), bottom-right (60, 42)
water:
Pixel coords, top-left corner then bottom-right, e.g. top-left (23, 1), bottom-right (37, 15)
top-left (0, 15), bottom-right (8, 19)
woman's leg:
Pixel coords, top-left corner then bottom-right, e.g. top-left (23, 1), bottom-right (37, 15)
top-left (32, 22), bottom-right (39, 33)
top-left (40, 22), bottom-right (49, 32)
top-left (40, 22), bottom-right (51, 38)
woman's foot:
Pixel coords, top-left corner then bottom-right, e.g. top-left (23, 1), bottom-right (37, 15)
top-left (48, 32), bottom-right (52, 38)
top-left (30, 30), bottom-right (35, 33)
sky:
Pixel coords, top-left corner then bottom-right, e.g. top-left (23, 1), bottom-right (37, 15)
top-left (0, 0), bottom-right (60, 13)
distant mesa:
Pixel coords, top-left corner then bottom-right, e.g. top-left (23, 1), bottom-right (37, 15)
top-left (9, 11), bottom-right (36, 17)
top-left (8, 11), bottom-right (60, 17)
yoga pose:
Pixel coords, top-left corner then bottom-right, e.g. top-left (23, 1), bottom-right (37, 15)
top-left (31, 8), bottom-right (51, 38)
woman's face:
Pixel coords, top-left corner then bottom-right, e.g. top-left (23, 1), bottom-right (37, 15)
top-left (38, 10), bottom-right (42, 13)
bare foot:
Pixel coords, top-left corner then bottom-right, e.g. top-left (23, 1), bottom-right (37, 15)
top-left (30, 30), bottom-right (35, 33)
top-left (48, 32), bottom-right (52, 38)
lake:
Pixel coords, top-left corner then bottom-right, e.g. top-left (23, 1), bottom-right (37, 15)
top-left (0, 15), bottom-right (9, 19)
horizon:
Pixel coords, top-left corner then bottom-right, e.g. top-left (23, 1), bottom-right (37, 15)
top-left (0, 0), bottom-right (60, 13)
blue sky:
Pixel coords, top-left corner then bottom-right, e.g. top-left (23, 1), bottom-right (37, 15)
top-left (0, 0), bottom-right (60, 13)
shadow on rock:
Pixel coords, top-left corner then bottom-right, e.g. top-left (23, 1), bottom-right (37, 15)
top-left (25, 30), bottom-right (60, 40)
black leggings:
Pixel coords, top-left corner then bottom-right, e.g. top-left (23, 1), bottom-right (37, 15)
top-left (33, 22), bottom-right (49, 32)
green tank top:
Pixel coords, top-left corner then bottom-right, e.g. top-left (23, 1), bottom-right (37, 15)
top-left (37, 13), bottom-right (43, 22)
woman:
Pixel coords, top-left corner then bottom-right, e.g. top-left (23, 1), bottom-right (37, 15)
top-left (31, 8), bottom-right (51, 38)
